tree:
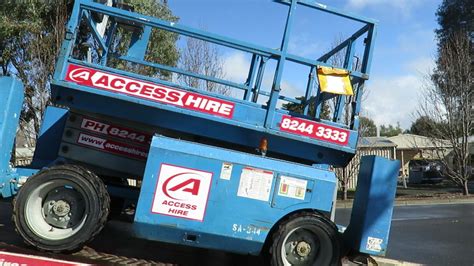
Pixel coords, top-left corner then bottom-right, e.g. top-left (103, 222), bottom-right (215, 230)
top-left (379, 123), bottom-right (402, 137)
top-left (414, 0), bottom-right (474, 196)
top-left (0, 2), bottom-right (71, 145)
top-left (283, 96), bottom-right (331, 120)
top-left (436, 0), bottom-right (473, 48)
top-left (178, 36), bottom-right (229, 95)
top-left (419, 30), bottom-right (473, 195)
top-left (435, 0), bottom-right (473, 134)
top-left (0, 1), bottom-right (179, 144)
top-left (110, 0), bottom-right (179, 80)
top-left (359, 116), bottom-right (377, 137)
top-left (134, 0), bottom-right (179, 80)
top-left (435, 0), bottom-right (473, 133)
top-left (408, 116), bottom-right (447, 137)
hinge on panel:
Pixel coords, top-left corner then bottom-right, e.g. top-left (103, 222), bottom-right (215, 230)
top-left (65, 31), bottom-right (75, 40)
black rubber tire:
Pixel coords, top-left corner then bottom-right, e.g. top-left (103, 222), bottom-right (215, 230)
top-left (12, 164), bottom-right (110, 253)
top-left (101, 176), bottom-right (128, 219)
top-left (269, 212), bottom-right (341, 266)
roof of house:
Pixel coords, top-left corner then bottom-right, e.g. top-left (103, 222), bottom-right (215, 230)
top-left (388, 134), bottom-right (451, 150)
top-left (359, 137), bottom-right (397, 148)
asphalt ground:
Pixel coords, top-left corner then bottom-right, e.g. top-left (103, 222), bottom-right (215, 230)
top-left (336, 203), bottom-right (474, 266)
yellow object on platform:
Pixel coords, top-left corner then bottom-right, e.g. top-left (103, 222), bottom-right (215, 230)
top-left (317, 66), bottom-right (353, 96)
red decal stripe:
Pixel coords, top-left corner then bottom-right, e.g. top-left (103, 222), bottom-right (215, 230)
top-left (0, 251), bottom-right (88, 265)
top-left (65, 64), bottom-right (235, 119)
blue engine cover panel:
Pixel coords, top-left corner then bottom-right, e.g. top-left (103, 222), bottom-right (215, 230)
top-left (30, 106), bottom-right (69, 168)
top-left (134, 135), bottom-right (337, 255)
top-left (343, 155), bottom-right (399, 256)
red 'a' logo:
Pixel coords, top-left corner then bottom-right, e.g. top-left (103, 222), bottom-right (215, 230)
top-left (162, 173), bottom-right (201, 200)
top-left (68, 67), bottom-right (93, 82)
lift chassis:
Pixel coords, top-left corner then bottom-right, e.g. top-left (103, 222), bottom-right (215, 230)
top-left (0, 1), bottom-right (399, 265)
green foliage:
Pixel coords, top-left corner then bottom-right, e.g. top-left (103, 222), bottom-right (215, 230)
top-left (434, 0), bottom-right (473, 102)
top-left (359, 116), bottom-right (376, 137)
top-left (120, 0), bottom-right (179, 79)
top-left (436, 0), bottom-right (473, 47)
top-left (435, 0), bottom-right (473, 95)
top-left (379, 123), bottom-right (402, 137)
top-left (0, 3), bottom-right (52, 75)
top-left (282, 96), bottom-right (331, 120)
top-left (408, 116), bottom-right (448, 138)
top-left (0, 1), bottom-right (71, 137)
top-left (0, 1), bottom-right (179, 139)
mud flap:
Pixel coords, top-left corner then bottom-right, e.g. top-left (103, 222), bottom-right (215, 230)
top-left (343, 155), bottom-right (399, 256)
top-left (0, 77), bottom-right (24, 198)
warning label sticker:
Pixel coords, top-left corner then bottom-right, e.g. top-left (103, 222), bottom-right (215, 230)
top-left (220, 162), bottom-right (233, 180)
top-left (278, 176), bottom-right (307, 200)
top-left (237, 167), bottom-right (273, 202)
top-left (152, 164), bottom-right (213, 221)
top-left (366, 236), bottom-right (383, 252)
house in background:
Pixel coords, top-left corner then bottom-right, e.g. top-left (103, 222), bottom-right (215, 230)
top-left (13, 130), bottom-right (35, 166)
top-left (15, 147), bottom-right (35, 166)
top-left (388, 134), bottom-right (453, 179)
top-left (339, 137), bottom-right (397, 189)
top-left (340, 134), bottom-right (455, 189)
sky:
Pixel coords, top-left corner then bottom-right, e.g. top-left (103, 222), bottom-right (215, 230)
top-left (167, 0), bottom-right (441, 129)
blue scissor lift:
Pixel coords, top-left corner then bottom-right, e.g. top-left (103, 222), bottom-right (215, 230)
top-left (0, 1), bottom-right (399, 265)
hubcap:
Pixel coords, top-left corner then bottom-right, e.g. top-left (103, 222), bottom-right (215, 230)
top-left (281, 227), bottom-right (322, 266)
top-left (52, 200), bottom-right (71, 217)
top-left (42, 187), bottom-right (84, 229)
top-left (296, 241), bottom-right (311, 257)
top-left (25, 180), bottom-right (88, 240)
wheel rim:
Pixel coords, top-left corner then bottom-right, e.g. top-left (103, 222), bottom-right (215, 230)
top-left (24, 179), bottom-right (88, 241)
top-left (281, 225), bottom-right (331, 266)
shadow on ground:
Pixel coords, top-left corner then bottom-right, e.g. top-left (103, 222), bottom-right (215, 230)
top-left (0, 199), bottom-right (263, 265)
top-left (86, 219), bottom-right (264, 266)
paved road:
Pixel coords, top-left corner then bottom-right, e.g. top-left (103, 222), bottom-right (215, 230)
top-left (336, 203), bottom-right (474, 266)
top-left (1, 199), bottom-right (473, 265)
